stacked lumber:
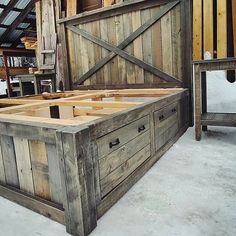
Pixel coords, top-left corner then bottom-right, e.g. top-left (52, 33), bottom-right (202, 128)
top-left (21, 37), bottom-right (37, 50)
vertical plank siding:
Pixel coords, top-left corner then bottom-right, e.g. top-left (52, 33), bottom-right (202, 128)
top-left (193, 0), bottom-right (235, 60)
top-left (0, 128), bottom-right (63, 206)
top-left (64, 1), bottom-right (184, 87)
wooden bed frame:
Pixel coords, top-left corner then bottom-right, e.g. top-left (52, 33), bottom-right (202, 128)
top-left (0, 88), bottom-right (189, 236)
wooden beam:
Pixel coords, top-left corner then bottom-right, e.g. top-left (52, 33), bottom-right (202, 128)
top-left (0, 0), bottom-right (36, 43)
top-left (0, 0), bottom-right (18, 24)
top-left (0, 4), bottom-right (36, 16)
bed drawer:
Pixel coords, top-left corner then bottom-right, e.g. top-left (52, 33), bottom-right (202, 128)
top-left (154, 102), bottom-right (179, 151)
top-left (97, 115), bottom-right (150, 159)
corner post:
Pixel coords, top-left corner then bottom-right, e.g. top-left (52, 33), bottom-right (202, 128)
top-left (194, 64), bottom-right (202, 141)
top-left (56, 126), bottom-right (97, 236)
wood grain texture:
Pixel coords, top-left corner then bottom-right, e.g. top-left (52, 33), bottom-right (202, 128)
top-left (29, 140), bottom-right (50, 200)
top-left (232, 0), bottom-right (236, 56)
top-left (217, 0), bottom-right (227, 58)
top-left (193, 0), bottom-right (202, 60)
top-left (14, 137), bottom-right (34, 194)
top-left (46, 143), bottom-right (63, 204)
top-left (0, 139), bottom-right (6, 184)
top-left (161, 10), bottom-right (173, 75)
top-left (203, 0), bottom-right (213, 58)
top-left (1, 135), bottom-right (19, 188)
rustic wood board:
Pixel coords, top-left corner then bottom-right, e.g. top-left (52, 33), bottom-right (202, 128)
top-left (14, 137), bottom-right (34, 194)
top-left (193, 0), bottom-right (202, 60)
top-left (29, 140), bottom-right (51, 200)
top-left (203, 0), bottom-right (214, 58)
top-left (0, 135), bottom-right (19, 188)
top-left (217, 0), bottom-right (227, 58)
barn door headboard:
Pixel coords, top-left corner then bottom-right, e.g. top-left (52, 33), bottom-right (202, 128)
top-left (57, 0), bottom-right (192, 91)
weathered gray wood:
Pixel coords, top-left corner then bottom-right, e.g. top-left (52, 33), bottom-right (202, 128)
top-left (57, 0), bottom-right (179, 25)
top-left (201, 113), bottom-right (236, 127)
top-left (101, 144), bottom-right (151, 197)
top-left (97, 115), bottom-right (150, 158)
top-left (0, 121), bottom-right (58, 144)
top-left (0, 135), bottom-right (19, 188)
top-left (0, 140), bottom-right (6, 184)
top-left (97, 123), bottom-right (189, 218)
top-left (69, 1), bottom-right (180, 85)
top-left (99, 130), bottom-right (151, 180)
top-left (46, 143), bottom-right (63, 205)
top-left (56, 126), bottom-right (97, 236)
top-left (65, 27), bottom-right (179, 83)
top-left (14, 137), bottom-right (34, 194)
top-left (29, 140), bottom-right (51, 200)
top-left (0, 185), bottom-right (65, 225)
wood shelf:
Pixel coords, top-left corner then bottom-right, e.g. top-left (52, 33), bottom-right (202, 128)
top-left (201, 112), bottom-right (236, 127)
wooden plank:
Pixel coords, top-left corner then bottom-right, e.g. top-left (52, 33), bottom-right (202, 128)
top-left (100, 19), bottom-right (111, 84)
top-left (151, 6), bottom-right (163, 83)
top-left (59, 106), bottom-right (74, 119)
top-left (123, 12), bottom-right (135, 84)
top-left (116, 14), bottom-right (127, 84)
top-left (99, 130), bottom-right (150, 179)
top-left (0, 139), bottom-right (6, 184)
top-left (132, 10), bottom-right (145, 83)
top-left (141, 8), bottom-right (154, 84)
top-left (14, 137), bottom-right (34, 194)
top-left (232, 0), bottom-right (236, 57)
top-left (0, 185), bottom-right (65, 225)
top-left (171, 4), bottom-right (182, 80)
top-left (91, 20), bottom-right (103, 84)
top-left (29, 140), bottom-right (50, 200)
top-left (161, 10), bottom-right (173, 75)
top-left (217, 0), bottom-right (227, 58)
top-left (74, 1), bottom-right (179, 85)
top-left (201, 113), bottom-right (236, 126)
top-left (101, 144), bottom-right (151, 197)
top-left (107, 17), bottom-right (119, 85)
top-left (193, 0), bottom-right (202, 60)
top-left (46, 143), bottom-right (63, 204)
top-left (203, 0), bottom-right (214, 58)
top-left (0, 135), bottom-right (19, 188)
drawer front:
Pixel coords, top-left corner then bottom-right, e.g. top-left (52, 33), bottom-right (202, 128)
top-left (99, 130), bottom-right (150, 180)
top-left (100, 143), bottom-right (151, 197)
top-left (154, 102), bottom-right (179, 151)
top-left (97, 115), bottom-right (150, 159)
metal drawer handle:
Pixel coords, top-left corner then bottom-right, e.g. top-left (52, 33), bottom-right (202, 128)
top-left (172, 108), bottom-right (177, 113)
top-left (159, 115), bottom-right (165, 121)
top-left (138, 125), bottom-right (146, 133)
top-left (109, 138), bottom-right (120, 148)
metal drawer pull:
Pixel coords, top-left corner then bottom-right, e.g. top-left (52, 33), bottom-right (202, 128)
top-left (138, 125), bottom-right (146, 133)
top-left (159, 115), bottom-right (165, 121)
top-left (172, 108), bottom-right (177, 113)
top-left (109, 138), bottom-right (120, 148)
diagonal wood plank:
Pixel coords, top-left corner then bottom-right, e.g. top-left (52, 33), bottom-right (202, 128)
top-left (0, 0), bottom-right (18, 24)
top-left (68, 25), bottom-right (180, 84)
top-left (68, 1), bottom-right (179, 85)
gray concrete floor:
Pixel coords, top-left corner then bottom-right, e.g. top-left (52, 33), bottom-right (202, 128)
top-left (0, 126), bottom-right (236, 236)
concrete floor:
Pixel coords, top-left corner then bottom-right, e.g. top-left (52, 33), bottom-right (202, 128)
top-left (0, 126), bottom-right (236, 236)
